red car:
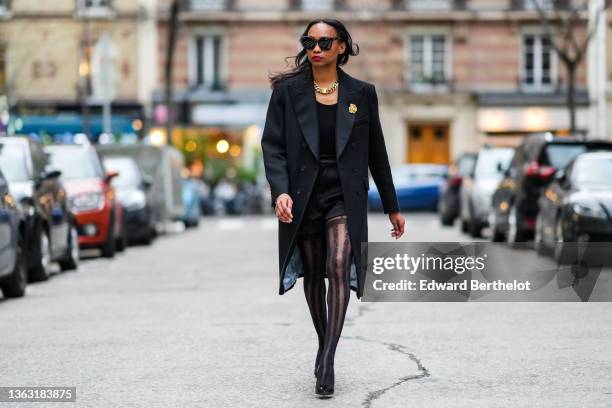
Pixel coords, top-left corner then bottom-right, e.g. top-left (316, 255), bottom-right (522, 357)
top-left (44, 144), bottom-right (127, 258)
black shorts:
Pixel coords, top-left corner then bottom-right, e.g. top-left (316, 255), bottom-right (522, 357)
top-left (298, 154), bottom-right (346, 239)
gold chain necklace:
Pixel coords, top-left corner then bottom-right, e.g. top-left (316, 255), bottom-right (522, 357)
top-left (313, 80), bottom-right (339, 94)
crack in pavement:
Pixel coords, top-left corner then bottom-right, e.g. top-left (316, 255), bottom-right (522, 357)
top-left (343, 335), bottom-right (430, 408)
top-left (345, 303), bottom-right (374, 326)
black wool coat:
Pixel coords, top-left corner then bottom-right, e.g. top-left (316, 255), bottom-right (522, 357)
top-left (260, 65), bottom-right (399, 300)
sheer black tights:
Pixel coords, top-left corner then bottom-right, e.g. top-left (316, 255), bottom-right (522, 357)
top-left (298, 214), bottom-right (352, 386)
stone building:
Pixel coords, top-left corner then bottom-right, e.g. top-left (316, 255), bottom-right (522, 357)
top-left (0, 0), bottom-right (158, 140)
top-left (153, 0), bottom-right (607, 169)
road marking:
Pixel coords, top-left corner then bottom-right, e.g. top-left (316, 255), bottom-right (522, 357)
top-left (259, 218), bottom-right (277, 230)
top-left (216, 218), bottom-right (244, 230)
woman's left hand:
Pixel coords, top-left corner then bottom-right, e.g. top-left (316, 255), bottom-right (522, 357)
top-left (389, 212), bottom-right (405, 240)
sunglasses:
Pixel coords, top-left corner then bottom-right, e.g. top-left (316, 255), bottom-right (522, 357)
top-left (299, 35), bottom-right (340, 51)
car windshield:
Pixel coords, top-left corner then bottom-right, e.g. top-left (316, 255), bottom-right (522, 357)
top-left (103, 157), bottom-right (141, 188)
top-left (0, 143), bottom-right (30, 182)
top-left (475, 148), bottom-right (514, 178)
top-left (542, 144), bottom-right (586, 169)
top-left (457, 155), bottom-right (477, 176)
top-left (573, 158), bottom-right (612, 187)
top-left (46, 148), bottom-right (102, 180)
top-left (394, 166), bottom-right (447, 184)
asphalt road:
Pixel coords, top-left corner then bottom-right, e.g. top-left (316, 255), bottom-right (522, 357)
top-left (1, 213), bottom-right (611, 407)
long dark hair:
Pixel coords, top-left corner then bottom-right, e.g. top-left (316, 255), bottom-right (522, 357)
top-left (267, 19), bottom-right (359, 89)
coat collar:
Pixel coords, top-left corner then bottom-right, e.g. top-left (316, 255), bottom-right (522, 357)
top-left (288, 65), bottom-right (366, 161)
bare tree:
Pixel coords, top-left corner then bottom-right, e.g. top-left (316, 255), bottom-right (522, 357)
top-left (530, 0), bottom-right (610, 137)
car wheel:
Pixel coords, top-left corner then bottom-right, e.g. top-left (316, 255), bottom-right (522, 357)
top-left (554, 217), bottom-right (574, 264)
top-left (490, 210), bottom-right (504, 242)
top-left (100, 214), bottom-right (116, 258)
top-left (29, 227), bottom-right (51, 282)
top-left (59, 224), bottom-right (80, 271)
top-left (116, 223), bottom-right (127, 252)
top-left (0, 239), bottom-right (27, 298)
top-left (440, 213), bottom-right (454, 226)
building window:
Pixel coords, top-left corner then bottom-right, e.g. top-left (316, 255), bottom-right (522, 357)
top-left (406, 34), bottom-right (450, 90)
top-left (406, 0), bottom-right (451, 10)
top-left (78, 0), bottom-right (113, 16)
top-left (301, 0), bottom-right (334, 10)
top-left (189, 0), bottom-right (227, 10)
top-left (191, 34), bottom-right (226, 90)
top-left (521, 33), bottom-right (556, 91)
top-left (0, 0), bottom-right (8, 14)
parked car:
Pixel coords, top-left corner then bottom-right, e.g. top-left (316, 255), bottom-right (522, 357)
top-left (44, 143), bottom-right (126, 257)
top-left (368, 164), bottom-right (448, 212)
top-left (438, 152), bottom-right (477, 226)
top-left (102, 156), bottom-right (156, 245)
top-left (535, 151), bottom-right (612, 262)
top-left (181, 175), bottom-right (201, 228)
top-left (459, 146), bottom-right (514, 237)
top-left (97, 144), bottom-right (184, 234)
top-left (0, 136), bottom-right (79, 281)
top-left (0, 169), bottom-right (27, 298)
top-left (489, 133), bottom-right (612, 243)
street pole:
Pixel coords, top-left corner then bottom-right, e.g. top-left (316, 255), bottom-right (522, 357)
top-left (164, 0), bottom-right (179, 146)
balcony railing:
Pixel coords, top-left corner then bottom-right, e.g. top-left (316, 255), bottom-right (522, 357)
top-left (392, 0), bottom-right (466, 11)
top-left (185, 0), bottom-right (236, 11)
top-left (77, 0), bottom-right (114, 17)
top-left (288, 0), bottom-right (347, 10)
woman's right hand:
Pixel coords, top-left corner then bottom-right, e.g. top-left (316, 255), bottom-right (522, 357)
top-left (275, 193), bottom-right (293, 223)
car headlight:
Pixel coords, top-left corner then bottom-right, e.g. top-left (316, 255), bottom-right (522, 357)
top-left (123, 190), bottom-right (146, 210)
top-left (69, 192), bottom-right (105, 212)
top-left (572, 202), bottom-right (606, 218)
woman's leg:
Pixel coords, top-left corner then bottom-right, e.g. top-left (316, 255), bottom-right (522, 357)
top-left (297, 230), bottom-right (327, 375)
top-left (317, 214), bottom-right (352, 388)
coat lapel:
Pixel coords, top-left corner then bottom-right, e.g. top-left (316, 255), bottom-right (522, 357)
top-left (288, 65), bottom-right (365, 161)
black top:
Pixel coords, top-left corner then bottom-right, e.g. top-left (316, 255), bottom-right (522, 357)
top-left (316, 100), bottom-right (337, 158)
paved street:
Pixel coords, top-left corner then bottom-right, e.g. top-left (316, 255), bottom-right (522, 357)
top-left (1, 213), bottom-right (612, 407)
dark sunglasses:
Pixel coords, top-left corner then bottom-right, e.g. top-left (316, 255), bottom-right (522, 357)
top-left (300, 35), bottom-right (340, 51)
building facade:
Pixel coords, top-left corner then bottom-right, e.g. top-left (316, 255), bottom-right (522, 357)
top-left (0, 0), bottom-right (158, 140)
top-left (154, 0), bottom-right (605, 170)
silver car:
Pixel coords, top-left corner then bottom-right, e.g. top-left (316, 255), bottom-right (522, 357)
top-left (460, 146), bottom-right (515, 238)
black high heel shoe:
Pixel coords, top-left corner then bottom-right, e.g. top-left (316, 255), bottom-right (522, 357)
top-left (315, 363), bottom-right (334, 398)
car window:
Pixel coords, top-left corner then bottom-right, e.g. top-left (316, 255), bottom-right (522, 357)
top-left (571, 158), bottom-right (612, 187)
top-left (541, 144), bottom-right (587, 169)
top-left (46, 148), bottom-right (104, 180)
top-left (103, 157), bottom-right (141, 188)
top-left (0, 143), bottom-right (31, 182)
top-left (457, 155), bottom-right (477, 176)
top-left (474, 148), bottom-right (514, 178)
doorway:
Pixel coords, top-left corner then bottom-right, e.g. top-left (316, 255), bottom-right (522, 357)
top-left (406, 123), bottom-right (450, 164)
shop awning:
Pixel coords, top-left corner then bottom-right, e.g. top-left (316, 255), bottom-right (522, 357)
top-left (16, 114), bottom-right (137, 135)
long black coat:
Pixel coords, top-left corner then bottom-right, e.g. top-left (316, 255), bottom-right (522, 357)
top-left (260, 65), bottom-right (399, 300)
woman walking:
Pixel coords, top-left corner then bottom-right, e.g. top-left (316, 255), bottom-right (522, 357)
top-left (261, 18), bottom-right (405, 398)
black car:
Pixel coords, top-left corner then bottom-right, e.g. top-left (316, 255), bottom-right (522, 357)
top-left (535, 151), bottom-right (612, 262)
top-left (489, 133), bottom-right (612, 243)
top-left (102, 156), bottom-right (156, 245)
top-left (0, 169), bottom-right (27, 298)
top-left (438, 152), bottom-right (477, 226)
top-left (0, 137), bottom-right (79, 281)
